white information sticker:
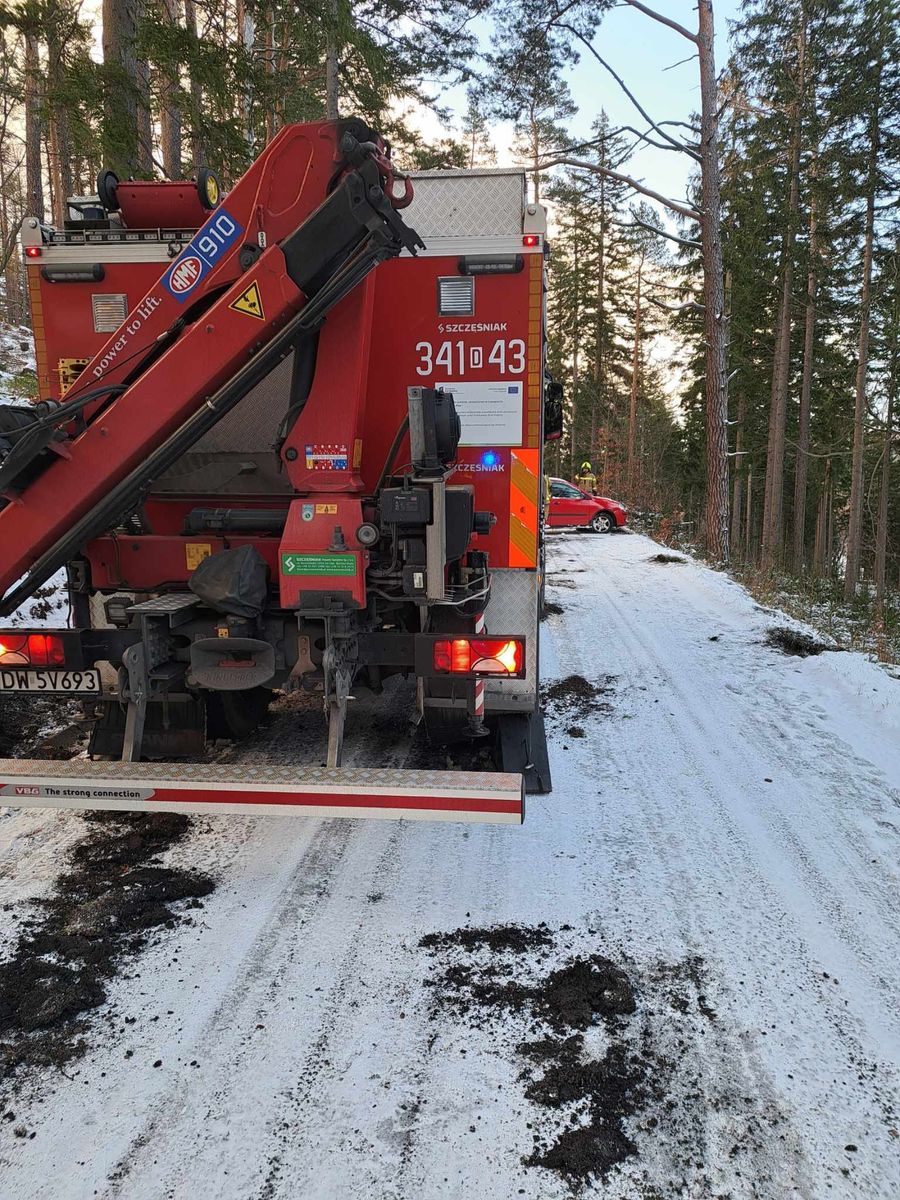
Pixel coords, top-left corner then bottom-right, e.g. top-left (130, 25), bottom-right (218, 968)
top-left (437, 381), bottom-right (523, 447)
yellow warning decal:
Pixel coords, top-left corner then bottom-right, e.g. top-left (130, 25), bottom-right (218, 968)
top-left (315, 503), bottom-right (338, 514)
top-left (229, 281), bottom-right (265, 321)
top-left (186, 543), bottom-right (212, 570)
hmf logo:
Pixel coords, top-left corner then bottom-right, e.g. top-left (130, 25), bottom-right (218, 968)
top-left (169, 256), bottom-right (202, 294)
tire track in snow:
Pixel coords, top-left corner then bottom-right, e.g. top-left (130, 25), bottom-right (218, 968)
top-left (583, 552), bottom-right (900, 1027)
top-left (544, 535), bottom-right (899, 1195)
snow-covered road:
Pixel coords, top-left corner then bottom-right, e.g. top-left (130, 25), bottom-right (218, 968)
top-left (2, 531), bottom-right (899, 1198)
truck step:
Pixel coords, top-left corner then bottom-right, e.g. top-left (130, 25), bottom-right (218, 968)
top-left (127, 594), bottom-right (200, 614)
top-left (0, 759), bottom-right (524, 824)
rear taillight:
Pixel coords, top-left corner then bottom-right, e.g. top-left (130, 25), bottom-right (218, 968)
top-left (0, 633), bottom-right (66, 666)
top-left (433, 638), bottom-right (524, 676)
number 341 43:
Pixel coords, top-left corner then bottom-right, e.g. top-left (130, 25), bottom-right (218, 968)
top-left (415, 338), bottom-right (526, 376)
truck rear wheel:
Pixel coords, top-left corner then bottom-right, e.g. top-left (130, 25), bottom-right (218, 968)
top-left (206, 687), bottom-right (272, 741)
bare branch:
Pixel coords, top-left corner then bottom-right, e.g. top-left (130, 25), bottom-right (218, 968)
top-left (662, 52), bottom-right (698, 72)
top-left (622, 0), bottom-right (699, 44)
top-left (658, 120), bottom-right (701, 133)
top-left (619, 214), bottom-right (700, 248)
top-left (559, 24), bottom-right (701, 162)
top-left (536, 155), bottom-right (701, 222)
top-left (618, 124), bottom-right (699, 155)
top-left (647, 296), bottom-right (705, 313)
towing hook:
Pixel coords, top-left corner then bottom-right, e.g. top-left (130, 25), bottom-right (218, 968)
top-left (386, 174), bottom-right (414, 210)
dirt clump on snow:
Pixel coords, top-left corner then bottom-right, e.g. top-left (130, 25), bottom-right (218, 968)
top-left (0, 811), bottom-right (213, 1094)
top-left (765, 626), bottom-right (834, 658)
top-left (648, 552), bottom-right (686, 565)
top-left (420, 923), bottom-right (552, 955)
top-left (420, 925), bottom-right (774, 1192)
top-left (522, 1040), bottom-right (644, 1179)
top-left (543, 675), bottom-right (616, 723)
top-left (421, 926), bottom-right (647, 1185)
top-left (542, 601), bottom-right (565, 617)
top-left (0, 694), bottom-right (83, 759)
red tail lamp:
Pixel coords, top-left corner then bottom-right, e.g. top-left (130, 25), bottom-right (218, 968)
top-left (433, 638), bottom-right (524, 677)
top-left (522, 234), bottom-right (540, 247)
top-left (25, 246), bottom-right (42, 258)
top-left (0, 633), bottom-right (66, 666)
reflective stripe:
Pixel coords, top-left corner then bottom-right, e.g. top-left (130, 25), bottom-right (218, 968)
top-left (509, 447), bottom-right (540, 567)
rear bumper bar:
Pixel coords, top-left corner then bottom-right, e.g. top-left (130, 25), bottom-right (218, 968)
top-left (0, 759), bottom-right (524, 824)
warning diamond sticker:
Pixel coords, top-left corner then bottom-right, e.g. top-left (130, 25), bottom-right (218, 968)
top-left (229, 281), bottom-right (265, 321)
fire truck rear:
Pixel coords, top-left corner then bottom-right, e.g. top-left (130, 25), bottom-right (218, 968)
top-left (0, 120), bottom-right (556, 824)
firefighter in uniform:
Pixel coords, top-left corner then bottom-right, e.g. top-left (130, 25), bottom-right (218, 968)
top-left (575, 461), bottom-right (596, 494)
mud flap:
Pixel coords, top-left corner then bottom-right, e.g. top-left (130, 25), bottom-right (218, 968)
top-left (0, 759), bottom-right (524, 824)
top-left (88, 697), bottom-right (207, 760)
top-left (497, 709), bottom-right (552, 795)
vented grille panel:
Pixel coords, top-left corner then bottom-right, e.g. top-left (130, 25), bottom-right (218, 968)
top-left (438, 276), bottom-right (475, 315)
top-left (91, 293), bottom-right (128, 333)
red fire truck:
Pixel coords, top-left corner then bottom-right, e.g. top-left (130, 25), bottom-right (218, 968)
top-left (0, 119), bottom-right (557, 824)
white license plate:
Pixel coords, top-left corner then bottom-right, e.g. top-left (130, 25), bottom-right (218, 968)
top-left (0, 668), bottom-right (101, 694)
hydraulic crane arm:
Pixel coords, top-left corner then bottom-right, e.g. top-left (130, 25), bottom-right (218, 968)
top-left (0, 123), bottom-right (423, 616)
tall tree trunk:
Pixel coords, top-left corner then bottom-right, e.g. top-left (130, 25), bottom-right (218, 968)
top-left (47, 118), bottom-right (70, 225)
top-left (627, 256), bottom-right (643, 494)
top-left (792, 136), bottom-right (819, 572)
top-left (275, 21), bottom-right (290, 132)
top-left (264, 8), bottom-right (275, 143)
top-left (570, 236), bottom-right (580, 478)
top-left (159, 0), bottom-right (183, 178)
top-left (698, 0), bottom-right (729, 561)
top-left (874, 386), bottom-right (895, 622)
top-left (183, 0), bottom-right (205, 169)
top-left (813, 457), bottom-right (832, 576)
top-left (23, 28), bottom-right (44, 219)
top-left (102, 0), bottom-right (152, 176)
top-left (731, 390), bottom-right (746, 556)
top-left (592, 166), bottom-right (608, 470)
top-left (136, 56), bottom-right (152, 173)
top-left (874, 253), bottom-right (898, 620)
top-left (325, 0), bottom-right (340, 119)
top-left (237, 0), bottom-right (256, 150)
top-left (761, 15), bottom-right (805, 569)
top-left (844, 49), bottom-right (881, 598)
top-left (530, 115), bottom-right (540, 204)
top-left (45, 5), bottom-right (73, 226)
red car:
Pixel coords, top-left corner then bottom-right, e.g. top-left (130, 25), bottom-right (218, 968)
top-left (546, 477), bottom-right (627, 533)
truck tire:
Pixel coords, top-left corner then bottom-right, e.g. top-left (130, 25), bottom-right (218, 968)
top-left (206, 686), bottom-right (271, 741)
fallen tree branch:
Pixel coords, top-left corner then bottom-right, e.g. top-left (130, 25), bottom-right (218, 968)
top-left (617, 213), bottom-right (701, 248)
top-left (535, 155), bottom-right (701, 222)
top-left (648, 295), bottom-right (705, 313)
top-left (662, 52), bottom-right (699, 72)
top-left (622, 0), bottom-right (699, 44)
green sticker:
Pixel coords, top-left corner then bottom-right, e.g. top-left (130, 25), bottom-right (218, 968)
top-left (281, 552), bottom-right (357, 576)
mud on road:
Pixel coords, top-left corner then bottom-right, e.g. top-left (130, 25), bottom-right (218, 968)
top-left (421, 923), bottom-right (791, 1194)
top-left (0, 812), bottom-right (213, 1100)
